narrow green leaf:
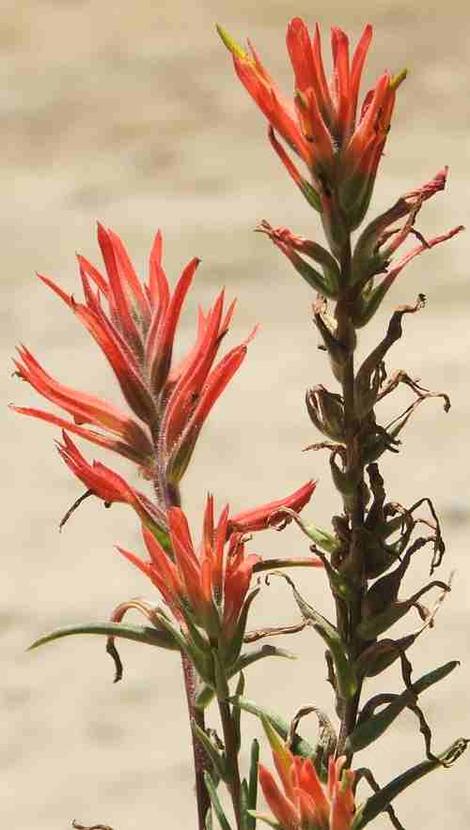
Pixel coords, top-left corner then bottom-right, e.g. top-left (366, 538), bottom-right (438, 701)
top-left (230, 697), bottom-right (316, 759)
top-left (205, 808), bottom-right (214, 830)
top-left (231, 645), bottom-right (295, 676)
top-left (240, 780), bottom-right (250, 830)
top-left (204, 771), bottom-right (233, 830)
top-left (233, 672), bottom-right (246, 753)
top-left (247, 739), bottom-right (260, 829)
top-left (346, 660), bottom-right (459, 753)
top-left (28, 621), bottom-right (180, 652)
top-left (192, 721), bottom-right (227, 780)
top-left (352, 739), bottom-right (469, 828)
top-left (246, 812), bottom-right (280, 830)
top-left (196, 683), bottom-right (216, 710)
top-left (278, 573), bottom-right (357, 699)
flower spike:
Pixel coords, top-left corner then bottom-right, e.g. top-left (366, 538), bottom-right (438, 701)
top-left (258, 729), bottom-right (357, 830)
top-left (13, 225), bottom-right (252, 509)
top-left (219, 20), bottom-right (403, 232)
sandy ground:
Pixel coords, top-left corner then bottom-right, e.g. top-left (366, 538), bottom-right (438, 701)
top-left (2, 1), bottom-right (470, 828)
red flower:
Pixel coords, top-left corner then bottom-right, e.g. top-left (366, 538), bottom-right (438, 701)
top-left (229, 480), bottom-right (316, 533)
top-left (259, 723), bottom-right (356, 830)
top-left (13, 225), bottom-right (251, 503)
top-left (119, 496), bottom-right (260, 641)
top-left (57, 432), bottom-right (166, 529)
top-left (219, 20), bottom-right (406, 230)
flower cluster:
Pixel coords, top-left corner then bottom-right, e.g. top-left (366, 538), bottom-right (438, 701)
top-left (120, 496), bottom-right (260, 642)
top-left (259, 722), bottom-right (356, 830)
top-left (219, 19), bottom-right (405, 238)
top-left (13, 225), bottom-right (250, 513)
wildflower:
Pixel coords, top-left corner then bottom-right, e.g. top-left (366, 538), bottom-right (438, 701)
top-left (219, 20), bottom-right (406, 235)
top-left (259, 723), bottom-right (356, 830)
top-left (119, 496), bottom-right (261, 642)
top-left (57, 432), bottom-right (166, 530)
top-left (13, 225), bottom-right (250, 505)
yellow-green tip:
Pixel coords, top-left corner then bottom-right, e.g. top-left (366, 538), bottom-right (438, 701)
top-left (216, 24), bottom-right (246, 59)
top-left (391, 67), bottom-right (408, 90)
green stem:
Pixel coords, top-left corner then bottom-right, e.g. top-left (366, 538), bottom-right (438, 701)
top-left (218, 697), bottom-right (243, 830)
top-left (334, 239), bottom-right (366, 760)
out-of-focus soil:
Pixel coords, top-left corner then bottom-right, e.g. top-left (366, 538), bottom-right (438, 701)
top-left (2, 1), bottom-right (470, 828)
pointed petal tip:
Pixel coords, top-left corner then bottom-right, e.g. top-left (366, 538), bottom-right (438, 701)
top-left (216, 24), bottom-right (246, 59)
top-left (391, 67), bottom-right (408, 89)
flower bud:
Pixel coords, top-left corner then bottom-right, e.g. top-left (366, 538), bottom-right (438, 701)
top-left (306, 385), bottom-right (345, 441)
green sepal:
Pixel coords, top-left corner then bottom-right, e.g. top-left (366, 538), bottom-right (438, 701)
top-left (192, 720), bottom-right (228, 781)
top-left (28, 620), bottom-right (181, 653)
top-left (204, 771), bottom-right (233, 830)
top-left (346, 660), bottom-right (459, 754)
top-left (147, 525), bottom-right (172, 555)
top-left (299, 180), bottom-right (322, 212)
top-left (299, 523), bottom-right (340, 555)
top-left (220, 587), bottom-right (260, 668)
top-left (352, 738), bottom-right (469, 829)
top-left (351, 276), bottom-right (394, 328)
top-left (287, 250), bottom-right (335, 297)
top-left (279, 573), bottom-right (358, 699)
top-left (300, 241), bottom-right (341, 294)
top-left (216, 24), bottom-right (247, 59)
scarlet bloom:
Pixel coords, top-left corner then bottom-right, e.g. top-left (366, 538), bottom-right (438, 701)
top-left (229, 480), bottom-right (316, 533)
top-left (119, 496), bottom-right (260, 642)
top-left (259, 725), bottom-right (356, 830)
top-left (57, 432), bottom-right (166, 530)
top-left (13, 225), bottom-right (250, 506)
top-left (219, 19), bottom-right (406, 232)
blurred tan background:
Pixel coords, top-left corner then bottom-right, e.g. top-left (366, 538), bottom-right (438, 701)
top-left (3, 0), bottom-right (470, 827)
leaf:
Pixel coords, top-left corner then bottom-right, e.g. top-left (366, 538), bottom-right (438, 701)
top-left (229, 697), bottom-right (316, 759)
top-left (221, 587), bottom-right (260, 668)
top-left (352, 739), bottom-right (469, 828)
top-left (246, 812), bottom-right (280, 830)
top-left (346, 660), bottom-right (459, 754)
top-left (288, 706), bottom-right (337, 781)
top-left (192, 720), bottom-right (227, 780)
top-left (277, 573), bottom-right (357, 699)
top-left (204, 771), bottom-right (233, 830)
top-left (247, 739), bottom-right (260, 829)
top-left (233, 672), bottom-right (246, 753)
top-left (231, 645), bottom-right (296, 676)
top-left (28, 621), bottom-right (180, 652)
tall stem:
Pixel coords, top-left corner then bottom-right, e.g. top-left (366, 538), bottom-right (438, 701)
top-left (218, 698), bottom-right (242, 830)
top-left (182, 654), bottom-right (211, 830)
top-left (334, 238), bottom-right (366, 759)
top-left (155, 465), bottom-right (209, 830)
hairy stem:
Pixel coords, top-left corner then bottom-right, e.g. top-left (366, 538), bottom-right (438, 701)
top-left (182, 654), bottom-right (211, 830)
top-left (335, 239), bottom-right (366, 760)
top-left (156, 468), bottom-right (209, 830)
